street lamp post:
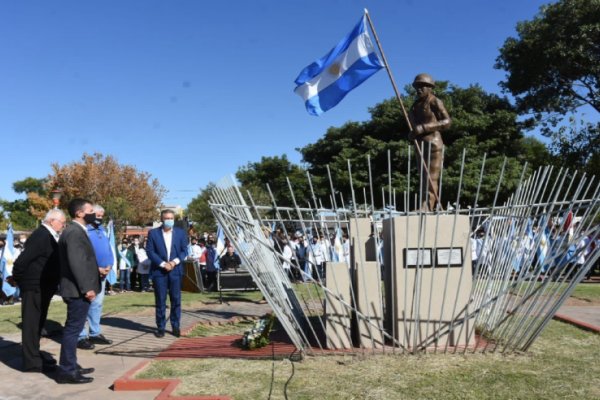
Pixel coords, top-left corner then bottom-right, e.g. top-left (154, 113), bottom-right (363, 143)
top-left (51, 189), bottom-right (63, 209)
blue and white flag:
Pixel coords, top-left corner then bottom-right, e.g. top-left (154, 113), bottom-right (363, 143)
top-left (215, 224), bottom-right (226, 270)
top-left (294, 14), bottom-right (384, 116)
top-left (106, 220), bottom-right (118, 285)
top-left (1, 224), bottom-right (17, 297)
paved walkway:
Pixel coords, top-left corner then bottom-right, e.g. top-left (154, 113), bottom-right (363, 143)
top-left (0, 300), bottom-right (270, 400)
top-left (0, 296), bottom-right (597, 400)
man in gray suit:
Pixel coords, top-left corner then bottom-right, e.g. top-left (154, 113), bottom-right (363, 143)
top-left (56, 198), bottom-right (100, 384)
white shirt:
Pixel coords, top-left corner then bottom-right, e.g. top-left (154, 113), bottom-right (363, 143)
top-left (162, 229), bottom-right (173, 260)
top-left (282, 244), bottom-right (293, 271)
top-left (190, 244), bottom-right (204, 260)
top-left (42, 223), bottom-right (60, 242)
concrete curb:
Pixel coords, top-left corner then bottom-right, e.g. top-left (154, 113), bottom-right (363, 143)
top-left (113, 359), bottom-right (232, 400)
top-left (553, 313), bottom-right (600, 334)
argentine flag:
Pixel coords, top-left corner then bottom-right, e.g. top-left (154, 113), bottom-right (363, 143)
top-left (1, 224), bottom-right (17, 297)
top-left (294, 15), bottom-right (384, 116)
top-left (106, 220), bottom-right (118, 285)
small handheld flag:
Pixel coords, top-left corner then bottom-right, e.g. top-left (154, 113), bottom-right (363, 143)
top-left (294, 14), bottom-right (384, 116)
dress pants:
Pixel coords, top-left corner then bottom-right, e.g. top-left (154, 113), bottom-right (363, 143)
top-left (153, 271), bottom-right (182, 331)
top-left (59, 297), bottom-right (91, 375)
top-left (21, 285), bottom-right (56, 370)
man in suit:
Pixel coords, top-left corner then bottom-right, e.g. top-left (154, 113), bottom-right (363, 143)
top-left (77, 204), bottom-right (114, 350)
top-left (56, 198), bottom-right (100, 384)
top-left (11, 209), bottom-right (66, 373)
top-left (146, 209), bottom-right (188, 338)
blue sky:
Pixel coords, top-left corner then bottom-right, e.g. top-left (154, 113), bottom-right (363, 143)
top-left (0, 0), bottom-right (552, 207)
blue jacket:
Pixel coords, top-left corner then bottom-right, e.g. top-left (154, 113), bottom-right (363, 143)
top-left (146, 226), bottom-right (188, 277)
top-left (86, 225), bottom-right (115, 268)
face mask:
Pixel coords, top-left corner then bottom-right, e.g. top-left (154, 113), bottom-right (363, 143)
top-left (83, 212), bottom-right (97, 225)
top-left (93, 217), bottom-right (103, 227)
top-left (163, 219), bottom-right (175, 229)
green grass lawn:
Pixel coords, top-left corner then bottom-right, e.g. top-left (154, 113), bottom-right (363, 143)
top-left (138, 320), bottom-right (600, 399)
top-left (0, 289), bottom-right (263, 334)
top-left (571, 282), bottom-right (600, 302)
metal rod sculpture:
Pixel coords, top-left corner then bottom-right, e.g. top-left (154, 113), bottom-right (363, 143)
top-left (210, 149), bottom-right (599, 356)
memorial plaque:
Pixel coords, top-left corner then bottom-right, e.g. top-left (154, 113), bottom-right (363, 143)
top-left (436, 247), bottom-right (463, 267)
top-left (403, 248), bottom-right (432, 268)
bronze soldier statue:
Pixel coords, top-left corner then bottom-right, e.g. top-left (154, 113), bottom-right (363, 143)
top-left (408, 73), bottom-right (451, 211)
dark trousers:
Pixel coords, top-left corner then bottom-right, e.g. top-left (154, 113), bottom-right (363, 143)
top-left (21, 286), bottom-right (56, 370)
top-left (153, 272), bottom-right (182, 331)
top-left (206, 270), bottom-right (218, 291)
top-left (59, 297), bottom-right (90, 375)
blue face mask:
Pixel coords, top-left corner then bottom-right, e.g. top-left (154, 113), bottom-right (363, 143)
top-left (163, 219), bottom-right (175, 229)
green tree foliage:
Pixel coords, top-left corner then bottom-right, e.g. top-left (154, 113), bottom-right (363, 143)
top-left (0, 177), bottom-right (49, 230)
top-left (299, 83), bottom-right (550, 208)
top-left (236, 155), bottom-right (311, 208)
top-left (495, 0), bottom-right (600, 178)
top-left (186, 183), bottom-right (217, 234)
top-left (495, 0), bottom-right (600, 119)
top-left (547, 120), bottom-right (600, 176)
top-left (12, 177), bottom-right (48, 196)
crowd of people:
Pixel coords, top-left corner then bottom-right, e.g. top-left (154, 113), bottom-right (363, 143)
top-left (270, 228), bottom-right (352, 283)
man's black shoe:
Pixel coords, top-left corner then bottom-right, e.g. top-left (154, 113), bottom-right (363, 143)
top-left (172, 328), bottom-right (180, 338)
top-left (154, 330), bottom-right (165, 338)
top-left (89, 334), bottom-right (113, 345)
top-left (77, 339), bottom-right (95, 350)
top-left (55, 372), bottom-right (94, 384)
top-left (78, 367), bottom-right (95, 375)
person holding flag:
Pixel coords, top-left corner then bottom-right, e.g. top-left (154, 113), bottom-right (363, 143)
top-left (11, 209), bottom-right (65, 372)
top-left (77, 204), bottom-right (114, 350)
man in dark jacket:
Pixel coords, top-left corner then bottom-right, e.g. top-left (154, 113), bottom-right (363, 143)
top-left (56, 198), bottom-right (100, 384)
top-left (12, 209), bottom-right (66, 372)
top-left (220, 245), bottom-right (241, 272)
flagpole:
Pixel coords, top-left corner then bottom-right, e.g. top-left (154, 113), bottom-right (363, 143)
top-left (364, 8), bottom-right (441, 210)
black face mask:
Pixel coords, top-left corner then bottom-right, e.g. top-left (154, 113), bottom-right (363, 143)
top-left (92, 217), bottom-right (103, 227)
top-left (83, 212), bottom-right (97, 225)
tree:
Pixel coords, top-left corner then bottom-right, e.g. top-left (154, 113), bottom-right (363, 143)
top-left (236, 155), bottom-right (311, 208)
top-left (495, 0), bottom-right (599, 177)
top-left (186, 183), bottom-right (217, 234)
top-left (547, 120), bottom-right (600, 176)
top-left (12, 177), bottom-right (48, 196)
top-left (0, 177), bottom-right (49, 231)
top-left (47, 153), bottom-right (165, 226)
top-left (495, 0), bottom-right (600, 124)
top-left (299, 82), bottom-right (551, 208)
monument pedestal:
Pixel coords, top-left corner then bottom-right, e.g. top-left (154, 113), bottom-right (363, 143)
top-left (383, 215), bottom-right (474, 349)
